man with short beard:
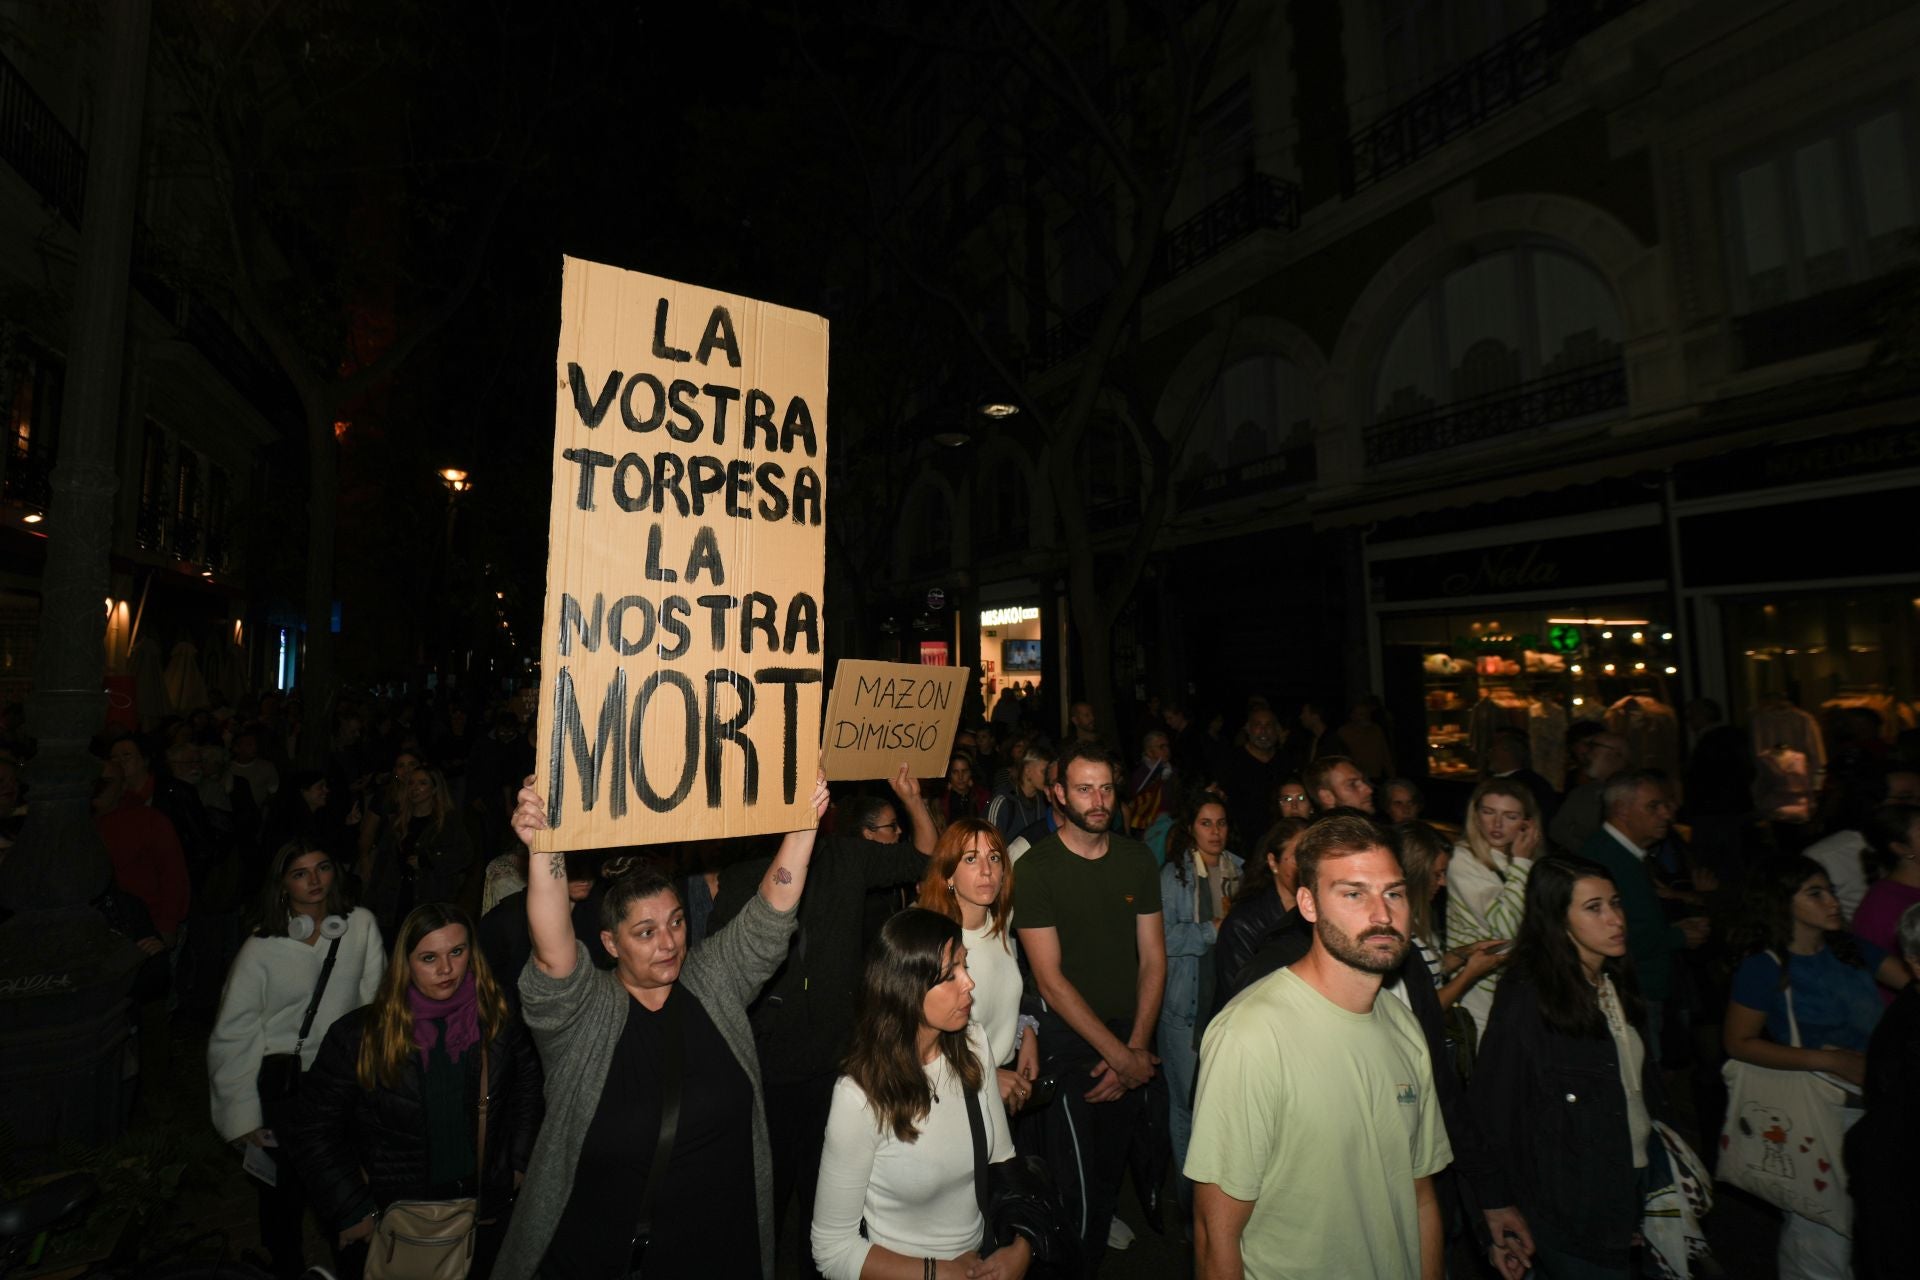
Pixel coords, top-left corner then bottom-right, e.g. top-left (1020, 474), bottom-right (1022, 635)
top-left (1216, 707), bottom-right (1289, 843)
top-left (1017, 744), bottom-right (1167, 1272)
top-left (1188, 815), bottom-right (1453, 1280)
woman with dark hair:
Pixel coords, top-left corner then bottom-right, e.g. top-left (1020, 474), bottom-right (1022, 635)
top-left (1274, 777), bottom-right (1313, 821)
top-left (286, 902), bottom-right (543, 1279)
top-left (498, 774), bottom-right (829, 1280)
top-left (1160, 790), bottom-right (1240, 1190)
top-left (1212, 817), bottom-right (1308, 1009)
top-left (1854, 804), bottom-right (1920, 995)
top-left (916, 818), bottom-right (1037, 1110)
top-left (1471, 855), bottom-right (1665, 1278)
top-left (365, 765), bottom-right (473, 938)
top-left (208, 838), bottom-right (385, 1277)
top-left (1723, 855), bottom-right (1911, 1278)
top-left (811, 908), bottom-right (1027, 1280)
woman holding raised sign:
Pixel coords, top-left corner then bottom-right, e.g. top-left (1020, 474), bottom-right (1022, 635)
top-left (495, 771), bottom-right (830, 1280)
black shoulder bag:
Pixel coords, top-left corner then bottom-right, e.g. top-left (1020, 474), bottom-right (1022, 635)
top-left (962, 1069), bottom-right (1078, 1272)
top-left (626, 991), bottom-right (686, 1278)
top-left (256, 933), bottom-right (341, 1133)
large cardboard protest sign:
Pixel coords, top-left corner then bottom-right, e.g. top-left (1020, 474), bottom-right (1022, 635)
top-left (531, 257), bottom-right (828, 852)
top-left (821, 660), bottom-right (971, 781)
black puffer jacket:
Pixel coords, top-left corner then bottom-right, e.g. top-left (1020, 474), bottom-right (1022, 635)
top-left (283, 1003), bottom-right (544, 1234)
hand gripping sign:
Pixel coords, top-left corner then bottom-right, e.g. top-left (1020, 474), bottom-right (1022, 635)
top-left (532, 257), bottom-right (828, 851)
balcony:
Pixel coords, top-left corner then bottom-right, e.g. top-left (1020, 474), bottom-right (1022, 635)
top-left (1343, 1), bottom-right (1637, 195)
top-left (1363, 358), bottom-right (1626, 467)
top-left (1734, 270), bottom-right (1918, 369)
top-left (1031, 298), bottom-right (1109, 374)
top-left (1163, 173), bottom-right (1302, 277)
top-left (0, 47), bottom-right (85, 222)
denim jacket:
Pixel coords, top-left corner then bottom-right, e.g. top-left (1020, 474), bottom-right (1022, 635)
top-left (1159, 849), bottom-right (1243, 1026)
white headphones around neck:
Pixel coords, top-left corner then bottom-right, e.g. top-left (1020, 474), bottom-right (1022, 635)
top-left (288, 913), bottom-right (349, 941)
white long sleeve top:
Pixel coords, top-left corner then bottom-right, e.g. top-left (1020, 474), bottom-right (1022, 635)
top-left (962, 918), bottom-right (1022, 1068)
top-left (206, 907), bottom-right (386, 1140)
top-left (811, 1025), bottom-right (1013, 1280)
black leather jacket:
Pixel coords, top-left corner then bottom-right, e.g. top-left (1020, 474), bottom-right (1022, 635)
top-left (283, 1003), bottom-right (544, 1233)
top-left (1469, 972), bottom-right (1667, 1267)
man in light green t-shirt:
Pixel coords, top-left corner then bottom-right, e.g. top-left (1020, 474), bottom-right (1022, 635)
top-left (1187, 814), bottom-right (1451, 1280)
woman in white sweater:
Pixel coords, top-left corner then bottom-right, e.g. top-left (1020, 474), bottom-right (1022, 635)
top-left (208, 837), bottom-right (384, 1277)
top-left (812, 908), bottom-right (1029, 1280)
top-left (915, 818), bottom-right (1039, 1110)
top-left (1445, 778), bottom-right (1542, 1035)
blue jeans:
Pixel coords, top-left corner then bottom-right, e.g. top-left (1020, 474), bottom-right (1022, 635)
top-left (1156, 1015), bottom-right (1199, 1178)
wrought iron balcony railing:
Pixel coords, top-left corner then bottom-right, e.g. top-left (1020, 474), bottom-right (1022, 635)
top-left (1344, 1), bottom-right (1637, 195)
top-left (1363, 358), bottom-right (1627, 467)
top-left (1164, 172), bottom-right (1302, 277)
top-left (0, 47), bottom-right (84, 222)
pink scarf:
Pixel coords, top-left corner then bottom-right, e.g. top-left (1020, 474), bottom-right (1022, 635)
top-left (409, 969), bottom-right (480, 1066)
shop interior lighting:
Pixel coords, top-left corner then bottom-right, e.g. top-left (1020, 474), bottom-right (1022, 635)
top-left (1661, 632), bottom-right (1673, 641)
top-left (1547, 617), bottom-right (1649, 626)
top-left (1633, 662), bottom-right (1646, 671)
top-left (1572, 697), bottom-right (1585, 706)
top-left (1603, 663), bottom-right (1616, 673)
top-left (1664, 666), bottom-right (1678, 674)
top-left (1570, 664), bottom-right (1582, 674)
top-left (1631, 632), bottom-right (1644, 642)
top-left (22, 512), bottom-right (42, 524)
top-left (1600, 630), bottom-right (1613, 639)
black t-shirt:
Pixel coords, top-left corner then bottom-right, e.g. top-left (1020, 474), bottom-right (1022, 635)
top-left (541, 986), bottom-right (758, 1280)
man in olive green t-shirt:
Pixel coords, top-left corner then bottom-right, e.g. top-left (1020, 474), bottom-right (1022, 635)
top-left (1187, 814), bottom-right (1451, 1280)
top-left (1016, 744), bottom-right (1166, 1273)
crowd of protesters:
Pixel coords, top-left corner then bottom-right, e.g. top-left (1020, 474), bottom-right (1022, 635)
top-left (2, 681), bottom-right (1919, 1280)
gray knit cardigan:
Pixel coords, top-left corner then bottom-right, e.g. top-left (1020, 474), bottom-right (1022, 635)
top-left (493, 891), bottom-right (797, 1280)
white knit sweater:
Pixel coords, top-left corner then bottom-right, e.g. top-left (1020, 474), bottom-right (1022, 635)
top-left (206, 907), bottom-right (386, 1140)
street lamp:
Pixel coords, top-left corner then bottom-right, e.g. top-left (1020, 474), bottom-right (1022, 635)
top-left (439, 467), bottom-right (472, 494)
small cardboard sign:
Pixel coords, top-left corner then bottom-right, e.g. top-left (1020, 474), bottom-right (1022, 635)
top-left (821, 660), bottom-right (970, 781)
top-left (531, 256), bottom-right (828, 851)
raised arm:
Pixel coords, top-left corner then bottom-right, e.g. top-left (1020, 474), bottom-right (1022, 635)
top-left (757, 771), bottom-right (831, 913)
top-left (509, 778), bottom-right (582, 980)
top-left (888, 764), bottom-right (937, 854)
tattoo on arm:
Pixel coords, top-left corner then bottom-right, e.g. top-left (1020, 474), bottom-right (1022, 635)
top-left (548, 851), bottom-right (567, 880)
top-left (774, 867), bottom-right (793, 885)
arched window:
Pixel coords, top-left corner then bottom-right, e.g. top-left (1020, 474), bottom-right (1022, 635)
top-left (907, 486), bottom-right (952, 574)
top-left (1370, 246), bottom-right (1623, 462)
top-left (1184, 355), bottom-right (1314, 479)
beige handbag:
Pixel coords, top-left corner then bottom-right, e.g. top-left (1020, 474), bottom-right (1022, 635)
top-left (366, 1044), bottom-right (490, 1280)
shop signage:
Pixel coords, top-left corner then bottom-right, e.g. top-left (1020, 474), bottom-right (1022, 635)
top-left (822, 659), bottom-right (970, 781)
top-left (1547, 624), bottom-right (1583, 654)
top-left (532, 257), bottom-right (828, 851)
top-left (925, 587), bottom-right (947, 611)
top-left (980, 605), bottom-right (1040, 626)
top-left (1370, 524), bottom-right (1665, 605)
top-left (1675, 422), bottom-right (1920, 501)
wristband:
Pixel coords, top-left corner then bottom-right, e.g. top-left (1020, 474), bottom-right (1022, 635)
top-left (1016, 1013), bottom-right (1040, 1046)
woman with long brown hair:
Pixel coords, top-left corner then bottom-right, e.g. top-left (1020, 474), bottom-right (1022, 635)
top-left (916, 818), bottom-right (1037, 1109)
top-left (285, 902), bottom-right (543, 1280)
top-left (812, 908), bottom-right (1028, 1280)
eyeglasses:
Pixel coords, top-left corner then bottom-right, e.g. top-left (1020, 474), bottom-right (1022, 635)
top-left (1279, 793), bottom-right (1309, 804)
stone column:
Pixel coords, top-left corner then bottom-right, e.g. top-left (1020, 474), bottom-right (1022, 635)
top-left (22, 0), bottom-right (153, 853)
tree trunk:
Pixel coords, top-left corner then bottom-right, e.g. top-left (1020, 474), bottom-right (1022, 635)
top-left (298, 397), bottom-right (339, 765)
